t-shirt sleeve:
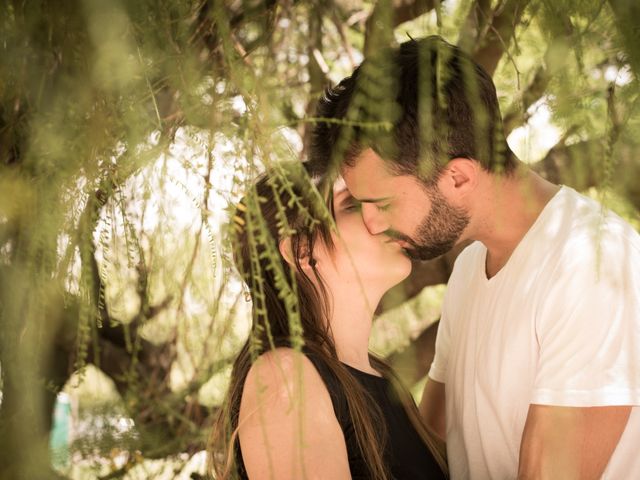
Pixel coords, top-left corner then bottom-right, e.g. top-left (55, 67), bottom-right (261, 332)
top-left (532, 234), bottom-right (640, 407)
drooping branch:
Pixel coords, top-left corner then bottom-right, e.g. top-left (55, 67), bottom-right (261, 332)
top-left (503, 4), bottom-right (580, 135)
top-left (472, 0), bottom-right (531, 76)
top-left (189, 0), bottom-right (279, 59)
top-left (502, 65), bottom-right (550, 135)
top-left (457, 0), bottom-right (492, 54)
top-left (302, 3), bottom-right (330, 158)
top-left (502, 44), bottom-right (569, 135)
top-left (607, 0), bottom-right (640, 79)
top-left (46, 147), bottom-right (211, 458)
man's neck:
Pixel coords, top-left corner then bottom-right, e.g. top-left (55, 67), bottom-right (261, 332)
top-left (475, 168), bottom-right (560, 279)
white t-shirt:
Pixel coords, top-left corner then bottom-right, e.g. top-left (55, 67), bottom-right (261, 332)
top-left (429, 186), bottom-right (640, 479)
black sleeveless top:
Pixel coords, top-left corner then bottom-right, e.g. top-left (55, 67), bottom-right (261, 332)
top-left (236, 354), bottom-right (447, 479)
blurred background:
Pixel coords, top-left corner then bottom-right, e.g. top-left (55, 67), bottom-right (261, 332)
top-left (1, 0), bottom-right (639, 478)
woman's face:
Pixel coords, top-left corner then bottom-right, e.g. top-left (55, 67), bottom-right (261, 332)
top-left (312, 177), bottom-right (412, 291)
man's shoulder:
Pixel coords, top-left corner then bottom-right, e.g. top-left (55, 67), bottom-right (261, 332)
top-left (547, 187), bottom-right (640, 261)
top-left (535, 190), bottom-right (640, 301)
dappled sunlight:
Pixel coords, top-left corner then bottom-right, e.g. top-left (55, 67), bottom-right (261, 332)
top-left (1, 1), bottom-right (639, 478)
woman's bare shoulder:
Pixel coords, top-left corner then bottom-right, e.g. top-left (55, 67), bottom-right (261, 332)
top-left (241, 347), bottom-right (331, 409)
top-left (238, 347), bottom-right (350, 479)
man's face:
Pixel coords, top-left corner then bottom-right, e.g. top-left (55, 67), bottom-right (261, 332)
top-left (341, 148), bottom-right (470, 260)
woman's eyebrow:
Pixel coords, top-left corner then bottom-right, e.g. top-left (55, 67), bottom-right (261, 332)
top-left (333, 186), bottom-right (353, 201)
top-left (337, 191), bottom-right (358, 205)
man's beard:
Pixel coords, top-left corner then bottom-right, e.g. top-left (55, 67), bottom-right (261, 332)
top-left (387, 187), bottom-right (470, 261)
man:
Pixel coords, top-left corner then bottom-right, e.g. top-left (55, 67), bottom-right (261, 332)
top-left (308, 36), bottom-right (640, 479)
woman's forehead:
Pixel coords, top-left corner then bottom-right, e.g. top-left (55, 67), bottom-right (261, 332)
top-left (333, 176), bottom-right (348, 195)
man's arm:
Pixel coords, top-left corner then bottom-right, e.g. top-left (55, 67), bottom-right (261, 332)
top-left (419, 378), bottom-right (446, 440)
top-left (518, 404), bottom-right (631, 480)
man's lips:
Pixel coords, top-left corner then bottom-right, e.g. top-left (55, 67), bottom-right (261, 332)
top-left (386, 238), bottom-right (410, 249)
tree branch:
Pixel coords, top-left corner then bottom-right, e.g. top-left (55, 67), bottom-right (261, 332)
top-left (458, 0), bottom-right (492, 54)
top-left (391, 0), bottom-right (438, 27)
top-left (386, 320), bottom-right (439, 386)
top-left (503, 5), bottom-right (577, 135)
top-left (502, 64), bottom-right (550, 135)
top-left (531, 132), bottom-right (640, 211)
top-left (363, 0), bottom-right (439, 54)
top-left (472, 0), bottom-right (531, 76)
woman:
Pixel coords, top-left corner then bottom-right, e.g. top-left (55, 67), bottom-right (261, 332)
top-left (208, 162), bottom-right (447, 479)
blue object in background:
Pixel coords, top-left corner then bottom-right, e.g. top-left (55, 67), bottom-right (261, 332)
top-left (50, 392), bottom-right (72, 471)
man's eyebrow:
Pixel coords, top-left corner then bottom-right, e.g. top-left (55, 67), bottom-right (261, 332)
top-left (352, 196), bottom-right (392, 203)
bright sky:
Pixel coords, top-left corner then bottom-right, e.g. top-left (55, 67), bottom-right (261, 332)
top-left (507, 97), bottom-right (562, 164)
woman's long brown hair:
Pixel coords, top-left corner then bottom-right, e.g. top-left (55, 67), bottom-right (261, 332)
top-left (207, 162), bottom-right (447, 479)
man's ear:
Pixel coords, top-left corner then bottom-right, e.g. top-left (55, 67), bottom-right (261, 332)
top-left (278, 237), bottom-right (314, 270)
top-left (438, 157), bottom-right (479, 196)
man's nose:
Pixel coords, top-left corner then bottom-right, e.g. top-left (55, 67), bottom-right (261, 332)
top-left (361, 203), bottom-right (389, 235)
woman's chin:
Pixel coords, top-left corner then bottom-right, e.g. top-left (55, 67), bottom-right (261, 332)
top-left (398, 255), bottom-right (413, 277)
top-left (382, 259), bottom-right (413, 286)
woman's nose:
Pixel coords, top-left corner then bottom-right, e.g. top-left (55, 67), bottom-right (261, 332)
top-left (361, 203), bottom-right (389, 235)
